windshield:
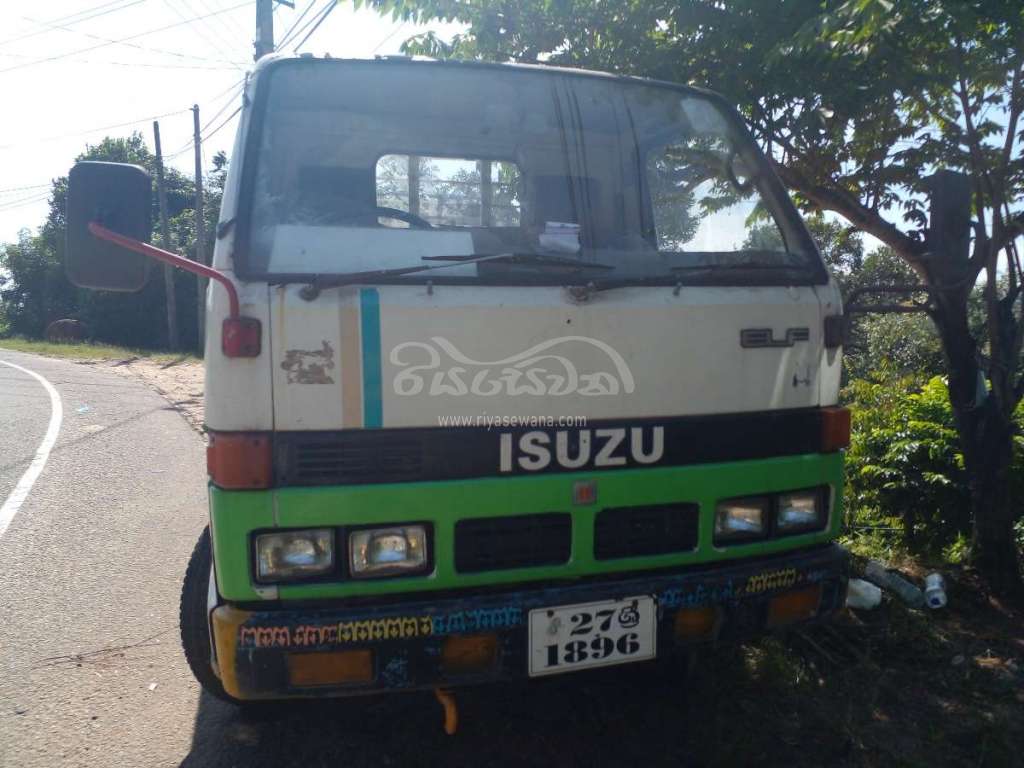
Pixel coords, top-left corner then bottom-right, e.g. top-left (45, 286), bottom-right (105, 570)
top-left (240, 60), bottom-right (821, 284)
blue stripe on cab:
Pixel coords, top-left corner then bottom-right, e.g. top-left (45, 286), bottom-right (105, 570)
top-left (360, 288), bottom-right (383, 428)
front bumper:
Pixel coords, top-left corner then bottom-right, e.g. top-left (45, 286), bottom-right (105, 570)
top-left (211, 544), bottom-right (848, 700)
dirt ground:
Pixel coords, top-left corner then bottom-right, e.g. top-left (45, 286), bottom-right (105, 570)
top-left (92, 355), bottom-right (205, 432)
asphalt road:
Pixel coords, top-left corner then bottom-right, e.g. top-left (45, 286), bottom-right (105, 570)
top-left (0, 349), bottom-right (708, 768)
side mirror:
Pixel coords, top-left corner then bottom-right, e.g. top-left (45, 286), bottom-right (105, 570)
top-left (66, 161), bottom-right (153, 292)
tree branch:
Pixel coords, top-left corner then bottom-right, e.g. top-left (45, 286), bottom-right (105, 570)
top-left (1000, 60), bottom-right (1023, 181)
top-left (770, 160), bottom-right (927, 265)
top-left (994, 211), bottom-right (1024, 254)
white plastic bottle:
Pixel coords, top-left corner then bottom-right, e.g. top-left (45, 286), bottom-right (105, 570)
top-left (846, 578), bottom-right (882, 610)
top-left (924, 573), bottom-right (947, 609)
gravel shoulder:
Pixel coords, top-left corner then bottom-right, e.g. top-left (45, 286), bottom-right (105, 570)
top-left (100, 357), bottom-right (205, 432)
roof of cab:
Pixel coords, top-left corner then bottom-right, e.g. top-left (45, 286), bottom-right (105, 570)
top-left (247, 52), bottom-right (717, 102)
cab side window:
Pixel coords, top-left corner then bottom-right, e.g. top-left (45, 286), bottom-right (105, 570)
top-left (375, 155), bottom-right (522, 228)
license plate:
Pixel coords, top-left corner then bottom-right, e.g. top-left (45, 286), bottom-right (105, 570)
top-left (528, 596), bottom-right (656, 677)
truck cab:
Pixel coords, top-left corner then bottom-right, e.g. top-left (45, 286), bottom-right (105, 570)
top-left (67, 55), bottom-right (849, 705)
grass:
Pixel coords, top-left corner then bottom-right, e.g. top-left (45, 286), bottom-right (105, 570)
top-left (675, 562), bottom-right (1024, 767)
top-left (0, 336), bottom-right (199, 364)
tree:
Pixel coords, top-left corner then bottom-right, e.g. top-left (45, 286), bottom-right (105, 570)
top-left (367, 0), bottom-right (1024, 593)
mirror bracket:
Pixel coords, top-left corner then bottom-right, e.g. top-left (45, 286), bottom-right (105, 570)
top-left (88, 222), bottom-right (240, 317)
top-left (88, 224), bottom-right (261, 358)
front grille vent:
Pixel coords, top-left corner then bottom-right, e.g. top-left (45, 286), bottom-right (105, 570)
top-left (455, 513), bottom-right (572, 573)
top-left (284, 435), bottom-right (423, 486)
top-left (594, 504), bottom-right (699, 560)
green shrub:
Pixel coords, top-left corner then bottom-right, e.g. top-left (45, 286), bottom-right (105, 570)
top-left (844, 369), bottom-right (970, 553)
top-left (844, 368), bottom-right (1024, 559)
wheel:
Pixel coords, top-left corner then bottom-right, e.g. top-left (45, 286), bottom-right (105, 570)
top-left (180, 526), bottom-right (237, 704)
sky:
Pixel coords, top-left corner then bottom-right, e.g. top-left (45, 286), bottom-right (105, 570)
top-left (0, 0), bottom-right (462, 243)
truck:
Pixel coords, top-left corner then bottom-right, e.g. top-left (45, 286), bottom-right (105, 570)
top-left (64, 54), bottom-right (850, 726)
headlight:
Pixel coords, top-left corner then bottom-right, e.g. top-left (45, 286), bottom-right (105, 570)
top-left (349, 525), bottom-right (429, 578)
top-left (714, 497), bottom-right (768, 543)
top-left (255, 528), bottom-right (335, 583)
top-left (777, 490), bottom-right (825, 533)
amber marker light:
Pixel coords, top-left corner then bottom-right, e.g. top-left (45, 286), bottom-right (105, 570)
top-left (287, 650), bottom-right (374, 687)
top-left (767, 585), bottom-right (823, 628)
top-left (821, 407), bottom-right (851, 452)
top-left (206, 431), bottom-right (273, 489)
top-left (673, 606), bottom-right (719, 641)
top-left (441, 634), bottom-right (499, 674)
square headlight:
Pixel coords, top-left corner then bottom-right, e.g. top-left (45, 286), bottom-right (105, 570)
top-left (349, 525), bottom-right (430, 578)
top-left (714, 497), bottom-right (768, 544)
top-left (777, 489), bottom-right (826, 533)
top-left (255, 528), bottom-right (335, 583)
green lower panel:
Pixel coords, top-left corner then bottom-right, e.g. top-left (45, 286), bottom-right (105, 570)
top-left (209, 452), bottom-right (843, 602)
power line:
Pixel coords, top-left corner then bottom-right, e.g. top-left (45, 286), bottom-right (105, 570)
top-left (0, 0), bottom-right (146, 47)
top-left (279, 0), bottom-right (328, 50)
top-left (191, 0), bottom-right (246, 47)
top-left (372, 21), bottom-right (408, 54)
top-left (0, 184), bottom-right (51, 195)
top-left (0, 0), bottom-right (251, 75)
top-left (0, 108), bottom-right (190, 151)
top-left (207, 74), bottom-right (248, 104)
top-left (168, 0), bottom-right (240, 64)
top-left (0, 46), bottom-right (241, 69)
top-left (20, 4), bottom-right (246, 67)
top-left (167, 77), bottom-right (244, 156)
top-left (0, 53), bottom-right (238, 70)
top-left (200, 87), bottom-right (243, 132)
top-left (166, 103), bottom-right (241, 160)
top-left (292, 0), bottom-right (336, 52)
top-left (207, 0), bottom-right (249, 39)
top-left (202, 104), bottom-right (242, 143)
top-left (277, 0), bottom-right (317, 48)
top-left (0, 193), bottom-right (52, 214)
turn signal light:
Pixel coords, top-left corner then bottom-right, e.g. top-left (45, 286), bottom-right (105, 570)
top-left (821, 407), bottom-right (851, 452)
top-left (441, 634), bottom-right (499, 674)
top-left (767, 584), bottom-right (822, 627)
top-left (673, 606), bottom-right (718, 641)
top-left (287, 650), bottom-right (374, 687)
top-left (222, 316), bottom-right (261, 358)
top-left (207, 431), bottom-right (272, 489)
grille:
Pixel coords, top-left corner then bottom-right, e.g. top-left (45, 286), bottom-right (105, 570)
top-left (283, 434), bottom-right (423, 486)
top-left (594, 504), bottom-right (699, 560)
top-left (455, 513), bottom-right (572, 573)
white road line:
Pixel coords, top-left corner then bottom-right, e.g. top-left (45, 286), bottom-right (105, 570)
top-left (0, 360), bottom-right (63, 539)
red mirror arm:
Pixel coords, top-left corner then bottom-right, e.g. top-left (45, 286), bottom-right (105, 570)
top-left (88, 222), bottom-right (240, 318)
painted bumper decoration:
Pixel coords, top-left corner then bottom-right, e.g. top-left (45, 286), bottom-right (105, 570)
top-left (237, 609), bottom-right (522, 650)
top-left (214, 545), bottom-right (847, 700)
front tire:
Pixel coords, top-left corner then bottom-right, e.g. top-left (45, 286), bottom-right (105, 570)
top-left (180, 526), bottom-right (237, 704)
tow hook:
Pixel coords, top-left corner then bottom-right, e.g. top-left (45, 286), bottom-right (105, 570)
top-left (434, 687), bottom-right (458, 736)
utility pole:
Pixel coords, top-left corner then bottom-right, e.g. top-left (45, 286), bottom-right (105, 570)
top-left (254, 0), bottom-right (294, 61)
top-left (254, 0), bottom-right (274, 60)
top-left (152, 120), bottom-right (180, 352)
top-left (192, 104), bottom-right (207, 354)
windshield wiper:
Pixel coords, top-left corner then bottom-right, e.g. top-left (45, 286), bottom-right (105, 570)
top-left (296, 251), bottom-right (611, 300)
top-left (670, 263), bottom-right (804, 272)
top-left (423, 252), bottom-right (615, 270)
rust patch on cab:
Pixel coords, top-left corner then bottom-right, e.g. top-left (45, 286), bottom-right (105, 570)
top-left (281, 341), bottom-right (336, 384)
